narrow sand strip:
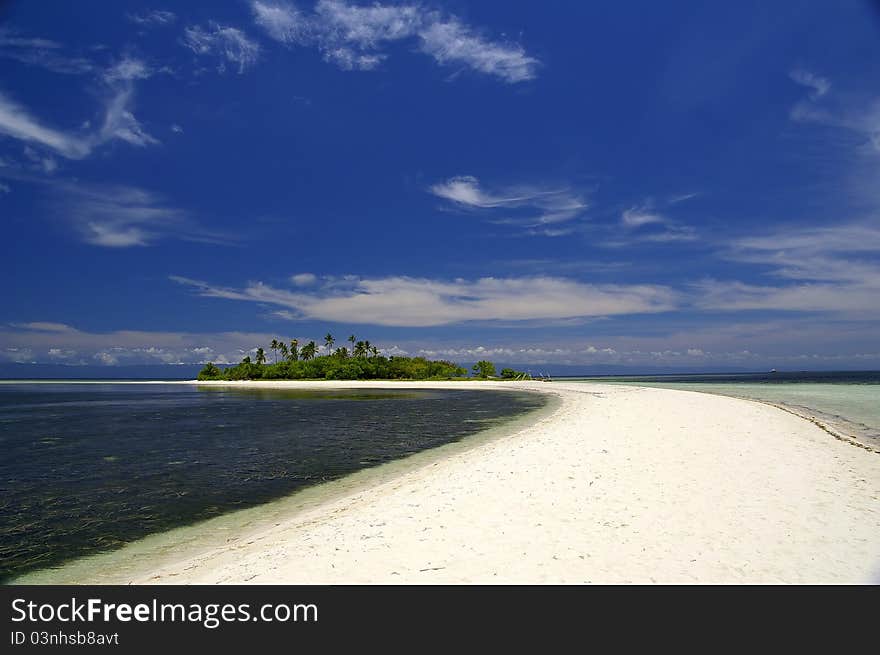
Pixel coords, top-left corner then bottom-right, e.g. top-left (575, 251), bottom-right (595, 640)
top-left (120, 381), bottom-right (880, 584)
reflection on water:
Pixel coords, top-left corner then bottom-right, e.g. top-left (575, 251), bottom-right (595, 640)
top-left (0, 383), bottom-right (546, 581)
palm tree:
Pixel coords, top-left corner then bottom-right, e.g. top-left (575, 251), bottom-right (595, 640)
top-left (371, 346), bottom-right (379, 358)
top-left (354, 340), bottom-right (366, 358)
top-left (289, 339), bottom-right (299, 361)
top-left (363, 340), bottom-right (372, 357)
top-left (301, 341), bottom-right (317, 360)
top-left (348, 334), bottom-right (356, 357)
top-left (279, 342), bottom-right (289, 360)
top-left (270, 339), bottom-right (279, 364)
top-left (255, 347), bottom-right (266, 366)
top-left (324, 333), bottom-right (335, 356)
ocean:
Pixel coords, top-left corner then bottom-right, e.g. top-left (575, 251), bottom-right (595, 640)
top-left (0, 382), bottom-right (547, 581)
top-left (563, 370), bottom-right (880, 447)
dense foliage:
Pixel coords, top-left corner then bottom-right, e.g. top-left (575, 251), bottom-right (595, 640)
top-left (472, 360), bottom-right (496, 378)
top-left (197, 335), bottom-right (475, 381)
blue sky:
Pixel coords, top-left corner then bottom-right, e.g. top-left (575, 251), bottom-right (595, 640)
top-left (1, 0), bottom-right (879, 371)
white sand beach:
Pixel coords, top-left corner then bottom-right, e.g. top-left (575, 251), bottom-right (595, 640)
top-left (110, 381), bottom-right (880, 584)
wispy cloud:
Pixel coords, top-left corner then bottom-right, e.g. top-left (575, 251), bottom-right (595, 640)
top-left (102, 57), bottom-right (156, 84)
top-left (697, 221), bottom-right (880, 316)
top-left (600, 201), bottom-right (698, 246)
top-left (0, 92), bottom-right (94, 158)
top-left (621, 207), bottom-right (665, 228)
top-left (430, 175), bottom-right (588, 234)
top-left (0, 27), bottom-right (95, 75)
top-left (0, 57), bottom-right (158, 159)
top-left (790, 69), bottom-right (830, 99)
top-left (668, 192), bottom-right (701, 204)
top-left (182, 22), bottom-right (261, 74)
top-left (57, 183), bottom-right (187, 247)
top-left (171, 273), bottom-right (676, 327)
top-left (22, 146), bottom-right (58, 173)
top-left (128, 10), bottom-right (177, 27)
top-left (25, 178), bottom-right (235, 248)
top-left (250, 0), bottom-right (539, 82)
top-left (789, 69), bottom-right (879, 152)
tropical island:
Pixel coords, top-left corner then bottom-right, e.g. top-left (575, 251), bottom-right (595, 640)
top-left (197, 333), bottom-right (527, 381)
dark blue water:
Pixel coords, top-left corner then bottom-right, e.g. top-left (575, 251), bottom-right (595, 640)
top-left (0, 383), bottom-right (546, 581)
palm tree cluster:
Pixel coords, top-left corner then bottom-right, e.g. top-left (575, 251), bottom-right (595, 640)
top-left (258, 333), bottom-right (383, 363)
top-left (197, 332), bottom-right (467, 381)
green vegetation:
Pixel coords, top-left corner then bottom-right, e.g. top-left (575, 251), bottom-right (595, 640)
top-left (197, 333), bottom-right (483, 381)
top-left (472, 360), bottom-right (496, 378)
top-left (500, 367), bottom-right (530, 379)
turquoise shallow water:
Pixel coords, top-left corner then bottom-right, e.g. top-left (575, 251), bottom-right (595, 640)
top-left (563, 371), bottom-right (880, 447)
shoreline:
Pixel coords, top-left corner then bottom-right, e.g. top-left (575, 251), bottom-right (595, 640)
top-left (12, 380), bottom-right (880, 584)
top-left (11, 382), bottom-right (560, 585)
top-left (727, 397), bottom-right (878, 455)
top-left (607, 384), bottom-right (880, 455)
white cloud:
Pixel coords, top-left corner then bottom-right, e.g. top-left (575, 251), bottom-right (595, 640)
top-left (182, 22), bottom-right (260, 74)
top-left (171, 274), bottom-right (677, 327)
top-left (94, 351), bottom-right (119, 365)
top-left (3, 319), bottom-right (878, 370)
top-left (98, 85), bottom-right (158, 147)
top-left (368, 334), bottom-right (880, 368)
top-left (668, 192), bottom-right (700, 204)
top-left (250, 0), bottom-right (539, 82)
top-left (171, 124), bottom-right (184, 134)
top-left (0, 28), bottom-right (94, 75)
top-left (0, 59), bottom-right (157, 159)
top-left (47, 182), bottom-right (186, 247)
top-left (418, 17), bottom-right (538, 83)
top-left (430, 175), bottom-right (588, 232)
top-left (128, 10), bottom-right (177, 27)
top-left (2, 347), bottom-right (34, 363)
top-left (291, 272), bottom-right (317, 286)
top-left (253, 0), bottom-right (319, 43)
top-left (621, 207), bottom-right (665, 228)
top-left (0, 91), bottom-right (93, 158)
top-left (614, 202), bottom-right (697, 244)
top-left (103, 57), bottom-right (155, 84)
top-left (698, 221), bottom-right (880, 316)
top-left (695, 278), bottom-right (880, 315)
top-left (47, 348), bottom-right (77, 359)
top-left (788, 70), bottom-right (880, 153)
top-left (7, 175), bottom-right (229, 247)
top-left (0, 323), bottom-right (311, 366)
top-left (11, 322), bottom-right (75, 332)
top-left (23, 145), bottom-right (59, 174)
top-left (790, 69), bottom-right (830, 99)
top-left (0, 181), bottom-right (9, 194)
